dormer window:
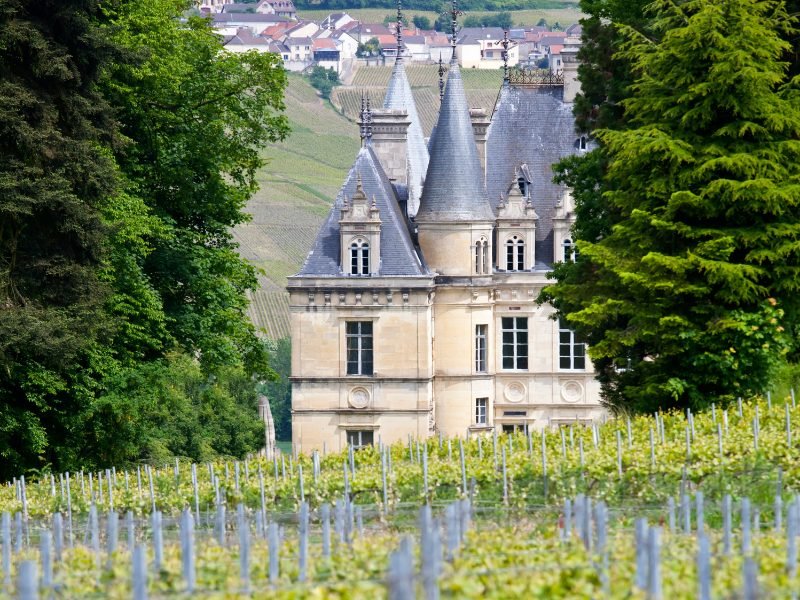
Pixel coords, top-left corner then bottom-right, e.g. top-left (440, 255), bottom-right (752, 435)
top-left (506, 236), bottom-right (525, 271)
top-left (563, 238), bottom-right (577, 262)
top-left (350, 239), bottom-right (370, 275)
top-left (340, 174), bottom-right (381, 277)
top-left (577, 136), bottom-right (588, 151)
top-left (517, 176), bottom-right (527, 197)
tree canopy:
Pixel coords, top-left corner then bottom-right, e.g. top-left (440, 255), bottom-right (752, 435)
top-left (0, 0), bottom-right (289, 478)
top-left (542, 0), bottom-right (800, 413)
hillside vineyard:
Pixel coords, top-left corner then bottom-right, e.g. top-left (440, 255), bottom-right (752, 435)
top-left (288, 15), bottom-right (603, 453)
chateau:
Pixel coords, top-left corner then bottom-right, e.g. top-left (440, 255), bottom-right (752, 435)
top-left (287, 23), bottom-right (604, 452)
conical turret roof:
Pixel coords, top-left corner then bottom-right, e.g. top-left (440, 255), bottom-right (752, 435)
top-left (384, 58), bottom-right (429, 218)
top-left (416, 61), bottom-right (494, 223)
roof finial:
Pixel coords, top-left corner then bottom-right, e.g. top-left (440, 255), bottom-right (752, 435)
top-left (501, 29), bottom-right (510, 84)
top-left (396, 0), bottom-right (404, 61)
top-left (441, 0), bottom-right (463, 58)
top-left (438, 54), bottom-right (446, 103)
top-left (365, 96), bottom-right (373, 144)
top-left (359, 93), bottom-right (367, 146)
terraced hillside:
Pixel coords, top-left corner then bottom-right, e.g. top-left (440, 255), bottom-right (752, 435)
top-left (237, 66), bottom-right (505, 339)
top-left (233, 75), bottom-right (360, 339)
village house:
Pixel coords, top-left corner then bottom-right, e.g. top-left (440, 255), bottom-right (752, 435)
top-left (456, 27), bottom-right (520, 70)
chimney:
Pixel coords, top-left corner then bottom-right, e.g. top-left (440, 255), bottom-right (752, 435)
top-left (561, 36), bottom-right (581, 104)
top-left (470, 108), bottom-right (490, 177)
top-left (364, 108), bottom-right (411, 185)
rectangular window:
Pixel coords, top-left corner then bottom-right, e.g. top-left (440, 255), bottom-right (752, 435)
top-left (559, 321), bottom-right (586, 370)
top-left (475, 325), bottom-right (488, 373)
top-left (346, 430), bottom-right (374, 449)
top-left (346, 321), bottom-right (373, 375)
top-left (501, 317), bottom-right (528, 370)
top-left (475, 398), bottom-right (488, 425)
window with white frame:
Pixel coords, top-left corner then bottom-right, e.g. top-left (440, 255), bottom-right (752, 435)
top-left (475, 325), bottom-right (488, 373)
top-left (562, 238), bottom-right (577, 262)
top-left (475, 398), bottom-right (488, 425)
top-left (559, 320), bottom-right (586, 370)
top-left (349, 239), bottom-right (370, 275)
top-left (346, 321), bottom-right (373, 375)
top-left (501, 317), bottom-right (528, 370)
top-left (506, 236), bottom-right (524, 271)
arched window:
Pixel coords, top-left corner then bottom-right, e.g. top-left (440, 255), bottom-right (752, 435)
top-left (350, 239), bottom-right (370, 275)
top-left (506, 236), bottom-right (524, 271)
top-left (475, 238), bottom-right (489, 275)
top-left (578, 136), bottom-right (588, 151)
top-left (562, 238), bottom-right (577, 262)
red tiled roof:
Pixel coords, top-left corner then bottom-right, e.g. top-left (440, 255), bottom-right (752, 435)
top-left (312, 38), bottom-right (337, 50)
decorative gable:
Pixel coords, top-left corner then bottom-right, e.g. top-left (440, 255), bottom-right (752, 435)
top-left (339, 174), bottom-right (382, 276)
top-left (496, 165), bottom-right (538, 272)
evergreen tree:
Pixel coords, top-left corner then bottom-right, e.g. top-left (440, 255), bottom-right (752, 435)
top-left (542, 0), bottom-right (800, 412)
top-left (0, 0), bottom-right (120, 472)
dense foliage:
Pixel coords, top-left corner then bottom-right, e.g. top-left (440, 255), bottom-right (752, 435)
top-left (541, 0), bottom-right (800, 413)
top-left (260, 337), bottom-right (292, 441)
top-left (0, 0), bottom-right (289, 477)
top-left (308, 65), bottom-right (341, 98)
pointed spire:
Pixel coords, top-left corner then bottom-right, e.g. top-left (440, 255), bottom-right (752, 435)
top-left (384, 34), bottom-right (429, 219)
top-left (417, 59), bottom-right (494, 223)
top-left (359, 93), bottom-right (367, 146)
top-left (438, 54), bottom-right (446, 103)
top-left (396, 0), bottom-right (404, 61)
top-left (501, 29), bottom-right (510, 85)
top-left (364, 96), bottom-right (373, 143)
top-left (441, 0), bottom-right (463, 58)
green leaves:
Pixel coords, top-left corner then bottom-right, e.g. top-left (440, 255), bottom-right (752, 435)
top-left (0, 0), bottom-right (288, 477)
top-left (544, 0), bottom-right (800, 413)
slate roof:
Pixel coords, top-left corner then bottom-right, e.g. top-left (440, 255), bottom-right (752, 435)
top-left (383, 58), bottom-right (429, 218)
top-left (416, 61), bottom-right (494, 223)
top-left (457, 27), bottom-right (507, 44)
top-left (486, 84), bottom-right (579, 265)
top-left (296, 147), bottom-right (429, 278)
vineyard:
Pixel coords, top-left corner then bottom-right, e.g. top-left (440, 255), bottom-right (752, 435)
top-left (334, 66), bottom-right (505, 136)
top-left (3, 398), bottom-right (800, 597)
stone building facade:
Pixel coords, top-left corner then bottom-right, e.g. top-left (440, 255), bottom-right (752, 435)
top-left (287, 36), bottom-right (604, 452)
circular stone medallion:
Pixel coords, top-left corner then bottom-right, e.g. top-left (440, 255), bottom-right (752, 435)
top-left (349, 387), bottom-right (370, 409)
top-left (561, 381), bottom-right (584, 403)
top-left (504, 382), bottom-right (526, 403)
